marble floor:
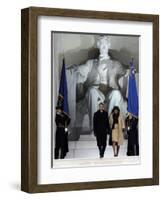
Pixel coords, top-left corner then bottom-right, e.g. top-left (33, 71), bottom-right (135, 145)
top-left (53, 134), bottom-right (140, 169)
top-left (53, 135), bottom-right (140, 169)
top-left (65, 134), bottom-right (128, 159)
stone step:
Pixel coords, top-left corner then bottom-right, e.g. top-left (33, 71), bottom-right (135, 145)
top-left (65, 143), bottom-right (128, 159)
top-left (79, 134), bottom-right (96, 141)
top-left (53, 156), bottom-right (140, 169)
top-left (68, 140), bottom-right (128, 150)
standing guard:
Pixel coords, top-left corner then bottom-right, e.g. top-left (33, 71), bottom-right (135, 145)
top-left (55, 106), bottom-right (70, 159)
top-left (126, 113), bottom-right (139, 156)
top-left (55, 57), bottom-right (71, 159)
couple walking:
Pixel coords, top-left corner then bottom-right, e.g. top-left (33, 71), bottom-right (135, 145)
top-left (93, 102), bottom-right (125, 158)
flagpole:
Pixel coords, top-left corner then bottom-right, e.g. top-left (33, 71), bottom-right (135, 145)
top-left (61, 52), bottom-right (65, 60)
top-left (131, 56), bottom-right (134, 64)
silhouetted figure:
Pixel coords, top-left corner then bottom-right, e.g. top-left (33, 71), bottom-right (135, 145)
top-left (55, 106), bottom-right (70, 159)
top-left (93, 103), bottom-right (110, 158)
top-left (126, 113), bottom-right (139, 156)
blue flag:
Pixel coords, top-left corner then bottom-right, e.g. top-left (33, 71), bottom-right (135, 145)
top-left (57, 58), bottom-right (70, 117)
top-left (127, 59), bottom-right (139, 117)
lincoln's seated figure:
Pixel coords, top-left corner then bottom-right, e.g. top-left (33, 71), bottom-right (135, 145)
top-left (66, 36), bottom-right (133, 139)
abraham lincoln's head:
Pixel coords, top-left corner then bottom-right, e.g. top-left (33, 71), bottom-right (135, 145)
top-left (97, 36), bottom-right (111, 58)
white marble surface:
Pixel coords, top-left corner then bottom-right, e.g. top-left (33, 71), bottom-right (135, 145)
top-left (53, 135), bottom-right (141, 169)
top-left (66, 135), bottom-right (127, 158)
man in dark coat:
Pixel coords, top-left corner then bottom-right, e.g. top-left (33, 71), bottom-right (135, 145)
top-left (55, 106), bottom-right (71, 159)
top-left (126, 113), bottom-right (139, 156)
top-left (93, 102), bottom-right (110, 158)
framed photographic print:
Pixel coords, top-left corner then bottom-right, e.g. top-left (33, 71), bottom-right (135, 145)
top-left (21, 7), bottom-right (159, 193)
